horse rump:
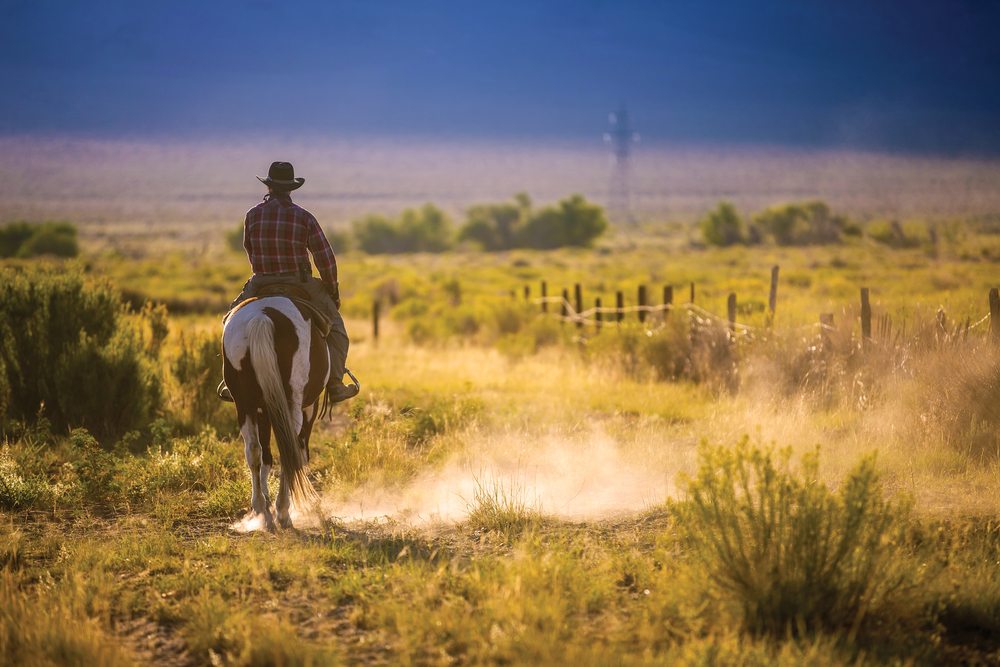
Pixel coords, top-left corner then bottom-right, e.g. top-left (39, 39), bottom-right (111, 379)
top-left (245, 314), bottom-right (318, 508)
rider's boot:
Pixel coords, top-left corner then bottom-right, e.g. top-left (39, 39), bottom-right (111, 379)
top-left (326, 335), bottom-right (358, 403)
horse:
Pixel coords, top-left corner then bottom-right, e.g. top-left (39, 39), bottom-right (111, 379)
top-left (221, 296), bottom-right (330, 531)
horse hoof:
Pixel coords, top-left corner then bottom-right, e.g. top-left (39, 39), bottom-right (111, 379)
top-left (278, 516), bottom-right (293, 530)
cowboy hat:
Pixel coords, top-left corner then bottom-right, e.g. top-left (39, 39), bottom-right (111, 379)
top-left (257, 161), bottom-right (305, 190)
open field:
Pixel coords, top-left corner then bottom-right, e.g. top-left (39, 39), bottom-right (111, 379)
top-left (4, 170), bottom-right (1000, 664)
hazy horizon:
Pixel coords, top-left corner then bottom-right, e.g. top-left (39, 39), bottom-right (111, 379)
top-left (4, 134), bottom-right (1000, 243)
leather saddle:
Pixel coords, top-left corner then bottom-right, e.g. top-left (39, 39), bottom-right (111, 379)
top-left (224, 283), bottom-right (332, 338)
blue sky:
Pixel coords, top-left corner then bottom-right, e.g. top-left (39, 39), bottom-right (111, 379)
top-left (1, 0), bottom-right (998, 153)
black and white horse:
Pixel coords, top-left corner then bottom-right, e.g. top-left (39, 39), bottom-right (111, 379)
top-left (222, 297), bottom-right (328, 531)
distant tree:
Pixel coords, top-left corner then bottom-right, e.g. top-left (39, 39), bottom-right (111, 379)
top-left (0, 221), bottom-right (78, 258)
top-left (353, 214), bottom-right (403, 254)
top-left (515, 194), bottom-right (607, 250)
top-left (700, 202), bottom-right (745, 246)
top-left (352, 205), bottom-right (454, 254)
top-left (0, 223), bottom-right (35, 257)
top-left (399, 204), bottom-right (452, 252)
top-left (225, 224), bottom-right (245, 253)
top-left (325, 227), bottom-right (352, 254)
top-left (753, 200), bottom-right (845, 245)
top-left (459, 201), bottom-right (523, 250)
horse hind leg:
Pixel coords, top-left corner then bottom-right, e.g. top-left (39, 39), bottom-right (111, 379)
top-left (276, 405), bottom-right (319, 530)
top-left (241, 411), bottom-right (276, 532)
top-left (260, 409), bottom-right (291, 529)
top-left (258, 411), bottom-right (276, 525)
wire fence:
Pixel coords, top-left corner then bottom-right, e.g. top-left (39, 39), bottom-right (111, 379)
top-left (519, 280), bottom-right (1000, 347)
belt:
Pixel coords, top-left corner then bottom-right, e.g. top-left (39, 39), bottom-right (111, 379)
top-left (258, 271), bottom-right (298, 278)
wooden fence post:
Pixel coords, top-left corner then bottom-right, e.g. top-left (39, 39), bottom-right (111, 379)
top-left (990, 288), bottom-right (1000, 343)
top-left (595, 297), bottom-right (602, 332)
top-left (372, 300), bottom-right (380, 342)
top-left (575, 283), bottom-right (584, 329)
top-left (768, 265), bottom-right (780, 323)
top-left (690, 282), bottom-right (695, 304)
top-left (616, 291), bottom-right (624, 324)
top-left (727, 293), bottom-right (737, 334)
top-left (561, 288), bottom-right (569, 324)
top-left (820, 313), bottom-right (833, 352)
top-left (523, 285), bottom-right (530, 300)
top-left (541, 281), bottom-right (548, 313)
top-left (638, 285), bottom-right (647, 323)
top-left (861, 287), bottom-right (872, 346)
top-left (663, 285), bottom-right (673, 320)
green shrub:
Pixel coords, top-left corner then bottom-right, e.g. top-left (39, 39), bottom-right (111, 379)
top-left (753, 201), bottom-right (845, 245)
top-left (0, 447), bottom-right (49, 510)
top-left (459, 200), bottom-right (524, 250)
top-left (224, 224), bottom-right (244, 253)
top-left (700, 202), bottom-right (745, 246)
top-left (0, 221), bottom-right (78, 258)
top-left (458, 193), bottom-right (607, 251)
top-left (353, 204), bottom-right (454, 254)
top-left (0, 223), bottom-right (35, 257)
top-left (867, 220), bottom-right (921, 248)
top-left (0, 267), bottom-right (161, 440)
top-left (673, 439), bottom-right (908, 636)
top-left (515, 194), bottom-right (607, 250)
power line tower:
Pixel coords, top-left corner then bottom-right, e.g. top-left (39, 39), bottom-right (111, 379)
top-left (604, 105), bottom-right (639, 225)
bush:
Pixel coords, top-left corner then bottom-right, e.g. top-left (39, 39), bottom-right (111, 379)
top-left (700, 202), bottom-right (745, 246)
top-left (353, 205), bottom-right (453, 254)
top-left (458, 193), bottom-right (607, 251)
top-left (224, 224), bottom-right (244, 253)
top-left (0, 267), bottom-right (161, 440)
top-left (515, 194), bottom-right (607, 250)
top-left (673, 439), bottom-right (908, 636)
top-left (459, 200), bottom-right (525, 251)
top-left (867, 220), bottom-right (922, 248)
top-left (0, 221), bottom-right (78, 258)
top-left (0, 223), bottom-right (35, 257)
top-left (753, 201), bottom-right (845, 245)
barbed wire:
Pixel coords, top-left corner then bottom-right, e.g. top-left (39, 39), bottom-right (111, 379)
top-left (529, 295), bottom-right (992, 339)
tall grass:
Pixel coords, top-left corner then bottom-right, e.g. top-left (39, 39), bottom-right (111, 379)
top-left (465, 474), bottom-right (540, 538)
top-left (0, 571), bottom-right (133, 667)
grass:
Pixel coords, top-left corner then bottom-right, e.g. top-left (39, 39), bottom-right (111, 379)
top-left (3, 229), bottom-right (1000, 663)
top-left (465, 474), bottom-right (540, 538)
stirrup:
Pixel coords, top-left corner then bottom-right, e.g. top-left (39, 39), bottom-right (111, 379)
top-left (217, 380), bottom-right (234, 403)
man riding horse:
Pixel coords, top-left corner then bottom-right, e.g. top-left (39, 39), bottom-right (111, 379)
top-left (218, 161), bottom-right (358, 404)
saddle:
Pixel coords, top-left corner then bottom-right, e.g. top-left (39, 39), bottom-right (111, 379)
top-left (224, 283), bottom-right (332, 338)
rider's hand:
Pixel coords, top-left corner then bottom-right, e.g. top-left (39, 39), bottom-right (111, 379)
top-left (327, 284), bottom-right (341, 310)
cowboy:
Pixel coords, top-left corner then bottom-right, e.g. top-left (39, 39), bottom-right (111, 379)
top-left (218, 161), bottom-right (357, 403)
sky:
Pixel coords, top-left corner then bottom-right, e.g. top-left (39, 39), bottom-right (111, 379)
top-left (1, 0), bottom-right (999, 154)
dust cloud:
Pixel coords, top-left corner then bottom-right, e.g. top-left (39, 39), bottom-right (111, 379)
top-left (322, 428), bottom-right (679, 526)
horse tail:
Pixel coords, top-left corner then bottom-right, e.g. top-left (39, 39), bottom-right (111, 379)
top-left (246, 314), bottom-right (317, 508)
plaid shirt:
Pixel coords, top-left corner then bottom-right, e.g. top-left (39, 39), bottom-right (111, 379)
top-left (243, 194), bottom-right (337, 286)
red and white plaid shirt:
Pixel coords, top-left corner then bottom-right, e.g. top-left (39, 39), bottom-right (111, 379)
top-left (243, 194), bottom-right (337, 286)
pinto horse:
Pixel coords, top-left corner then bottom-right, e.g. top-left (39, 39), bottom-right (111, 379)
top-left (222, 296), bottom-right (329, 530)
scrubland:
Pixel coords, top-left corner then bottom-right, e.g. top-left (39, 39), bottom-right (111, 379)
top-left (3, 220), bottom-right (1000, 665)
